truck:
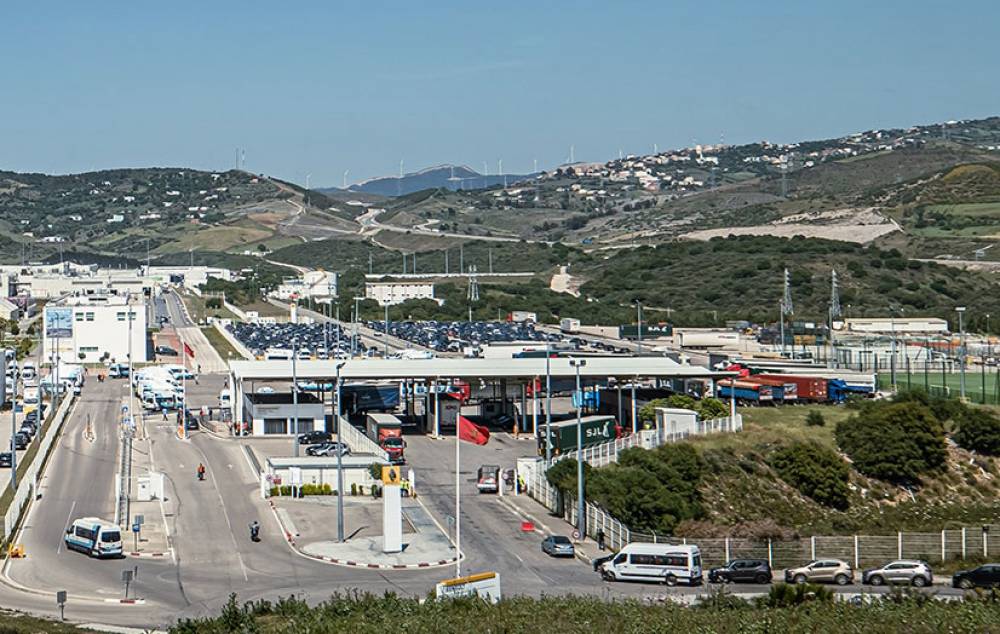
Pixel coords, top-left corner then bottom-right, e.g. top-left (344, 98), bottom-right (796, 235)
top-left (742, 376), bottom-right (797, 402)
top-left (716, 379), bottom-right (774, 404)
top-left (366, 413), bottom-right (405, 464)
top-left (507, 311), bottom-right (537, 323)
top-left (560, 318), bottom-right (581, 334)
top-left (539, 415), bottom-right (620, 457)
top-left (477, 465), bottom-right (500, 494)
top-left (758, 374), bottom-right (827, 402)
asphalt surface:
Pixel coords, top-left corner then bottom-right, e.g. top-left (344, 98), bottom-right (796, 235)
top-left (0, 380), bottom-right (966, 629)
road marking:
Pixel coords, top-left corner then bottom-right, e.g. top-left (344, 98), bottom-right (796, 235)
top-left (204, 459), bottom-right (249, 581)
top-left (56, 500), bottom-right (76, 555)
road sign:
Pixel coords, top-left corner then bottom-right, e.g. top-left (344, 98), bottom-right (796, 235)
top-left (56, 590), bottom-right (67, 605)
top-left (289, 467), bottom-right (302, 486)
top-left (572, 530), bottom-right (580, 540)
top-left (121, 569), bottom-right (133, 583)
top-left (132, 523), bottom-right (140, 533)
top-left (134, 514), bottom-right (145, 526)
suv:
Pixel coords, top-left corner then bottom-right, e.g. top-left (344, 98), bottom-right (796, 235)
top-left (297, 430), bottom-right (332, 445)
top-left (862, 560), bottom-right (933, 587)
top-left (953, 564), bottom-right (1000, 589)
top-left (306, 442), bottom-right (350, 457)
top-left (708, 559), bottom-right (772, 584)
top-left (784, 559), bottom-right (854, 585)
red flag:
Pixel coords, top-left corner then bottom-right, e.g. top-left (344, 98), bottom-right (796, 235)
top-left (184, 342), bottom-right (196, 358)
top-left (458, 415), bottom-right (490, 445)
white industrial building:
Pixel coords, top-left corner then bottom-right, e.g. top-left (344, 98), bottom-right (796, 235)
top-left (272, 270), bottom-right (338, 303)
top-left (365, 281), bottom-right (440, 306)
top-left (839, 318), bottom-right (949, 335)
top-left (43, 294), bottom-right (148, 364)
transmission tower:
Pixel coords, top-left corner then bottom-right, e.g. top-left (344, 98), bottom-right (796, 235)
top-left (467, 265), bottom-right (480, 302)
top-left (829, 269), bottom-right (842, 320)
top-left (782, 268), bottom-right (794, 316)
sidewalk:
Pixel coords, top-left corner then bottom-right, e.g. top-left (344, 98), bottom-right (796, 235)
top-left (124, 410), bottom-right (173, 559)
top-left (273, 494), bottom-right (458, 569)
top-left (493, 491), bottom-right (605, 564)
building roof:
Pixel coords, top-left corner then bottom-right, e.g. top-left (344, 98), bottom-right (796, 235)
top-left (230, 356), bottom-right (724, 382)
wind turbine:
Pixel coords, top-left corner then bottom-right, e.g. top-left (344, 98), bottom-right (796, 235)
top-left (343, 170), bottom-right (350, 189)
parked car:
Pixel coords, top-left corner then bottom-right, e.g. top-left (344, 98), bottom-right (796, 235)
top-left (297, 430), bottom-right (332, 445)
top-left (541, 535), bottom-right (575, 558)
top-left (155, 346), bottom-right (178, 357)
top-left (0, 452), bottom-right (11, 468)
top-left (19, 423), bottom-right (36, 437)
top-left (952, 564), bottom-right (1000, 589)
top-left (784, 559), bottom-right (853, 585)
top-left (13, 432), bottom-right (29, 450)
top-left (306, 442), bottom-right (350, 457)
top-left (862, 560), bottom-right (933, 587)
top-left (708, 559), bottom-right (772, 584)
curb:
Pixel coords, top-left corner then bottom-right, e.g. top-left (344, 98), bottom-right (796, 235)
top-left (128, 550), bottom-right (172, 559)
top-left (268, 499), bottom-right (459, 570)
top-left (105, 598), bottom-right (147, 605)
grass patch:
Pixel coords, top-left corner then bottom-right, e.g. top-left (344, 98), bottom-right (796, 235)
top-left (202, 326), bottom-right (244, 362)
top-left (687, 404), bottom-right (850, 452)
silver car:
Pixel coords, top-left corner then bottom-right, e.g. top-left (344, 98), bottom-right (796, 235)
top-left (541, 535), bottom-right (575, 557)
top-left (862, 560), bottom-right (933, 587)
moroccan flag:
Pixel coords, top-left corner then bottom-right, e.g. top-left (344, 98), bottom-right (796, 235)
top-left (184, 342), bottom-right (196, 358)
top-left (458, 415), bottom-right (490, 445)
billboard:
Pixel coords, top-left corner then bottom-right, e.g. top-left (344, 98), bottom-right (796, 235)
top-left (45, 308), bottom-right (73, 339)
top-left (618, 324), bottom-right (673, 340)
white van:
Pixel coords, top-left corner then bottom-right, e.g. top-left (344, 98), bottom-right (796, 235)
top-left (21, 362), bottom-right (37, 384)
top-left (264, 348), bottom-right (292, 361)
top-left (598, 543), bottom-right (702, 586)
top-left (219, 388), bottom-right (231, 409)
top-left (64, 517), bottom-right (123, 558)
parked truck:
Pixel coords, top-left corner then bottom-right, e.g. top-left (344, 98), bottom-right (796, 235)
top-left (758, 374), bottom-right (827, 402)
top-left (366, 413), bottom-right (405, 464)
top-left (560, 318), bottom-right (581, 334)
top-left (539, 415), bottom-right (620, 457)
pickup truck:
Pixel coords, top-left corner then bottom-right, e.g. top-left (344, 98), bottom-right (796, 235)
top-left (477, 465), bottom-right (500, 494)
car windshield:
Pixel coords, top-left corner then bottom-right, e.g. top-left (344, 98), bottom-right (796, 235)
top-left (383, 437), bottom-right (404, 447)
top-left (101, 531), bottom-right (121, 543)
top-left (552, 536), bottom-right (571, 544)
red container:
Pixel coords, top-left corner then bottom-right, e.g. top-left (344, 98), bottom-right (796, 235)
top-left (744, 376), bottom-right (798, 400)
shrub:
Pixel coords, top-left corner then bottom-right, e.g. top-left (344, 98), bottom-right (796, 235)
top-left (768, 442), bottom-right (850, 510)
top-left (805, 411), bottom-right (825, 427)
top-left (761, 583), bottom-right (833, 608)
top-left (350, 483), bottom-right (358, 496)
top-left (954, 408), bottom-right (1000, 455)
top-left (835, 401), bottom-right (946, 484)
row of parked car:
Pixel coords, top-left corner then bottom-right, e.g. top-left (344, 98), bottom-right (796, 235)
top-left (229, 322), bottom-right (366, 359)
top-left (366, 320), bottom-right (561, 353)
top-left (0, 405), bottom-right (48, 468)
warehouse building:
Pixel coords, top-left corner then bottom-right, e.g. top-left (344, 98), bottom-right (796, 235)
top-left (43, 293), bottom-right (148, 364)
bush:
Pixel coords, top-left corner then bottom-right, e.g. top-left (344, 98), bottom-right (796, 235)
top-left (805, 411), bottom-right (825, 427)
top-left (768, 442), bottom-right (850, 510)
top-left (835, 401), bottom-right (946, 484)
top-left (954, 408), bottom-right (1000, 455)
top-left (761, 583), bottom-right (833, 608)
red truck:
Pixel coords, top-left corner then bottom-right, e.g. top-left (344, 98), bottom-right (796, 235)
top-left (757, 374), bottom-right (828, 402)
top-left (366, 413), bottom-right (406, 464)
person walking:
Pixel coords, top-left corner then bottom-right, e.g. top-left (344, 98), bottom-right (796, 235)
top-left (597, 529), bottom-right (606, 551)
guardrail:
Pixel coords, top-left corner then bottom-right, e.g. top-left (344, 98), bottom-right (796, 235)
top-left (1, 394), bottom-right (76, 543)
top-left (214, 322), bottom-right (255, 360)
top-left (336, 416), bottom-right (389, 462)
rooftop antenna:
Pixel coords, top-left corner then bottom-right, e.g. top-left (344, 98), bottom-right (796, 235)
top-left (343, 170), bottom-right (350, 189)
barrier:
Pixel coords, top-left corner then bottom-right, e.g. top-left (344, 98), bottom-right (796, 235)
top-left (336, 416), bottom-right (390, 462)
top-left (214, 321), bottom-right (255, 360)
top-left (1, 394), bottom-right (76, 542)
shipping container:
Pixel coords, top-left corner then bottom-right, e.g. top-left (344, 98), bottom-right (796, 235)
top-left (507, 311), bottom-right (537, 323)
top-left (560, 318), bottom-right (581, 334)
top-left (716, 379), bottom-right (773, 404)
top-left (743, 376), bottom-right (797, 401)
top-left (758, 374), bottom-right (827, 402)
top-left (539, 415), bottom-right (619, 456)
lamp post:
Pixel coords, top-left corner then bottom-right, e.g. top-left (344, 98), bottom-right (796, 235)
top-left (544, 341), bottom-right (552, 466)
top-left (335, 361), bottom-right (346, 541)
top-left (383, 302), bottom-right (389, 357)
top-left (635, 301), bottom-right (643, 355)
top-left (292, 340), bottom-right (299, 457)
top-left (957, 307), bottom-right (967, 400)
top-left (569, 358), bottom-right (587, 540)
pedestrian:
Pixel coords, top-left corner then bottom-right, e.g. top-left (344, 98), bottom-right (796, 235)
top-left (162, 408), bottom-right (168, 421)
top-left (197, 364), bottom-right (201, 374)
top-left (597, 529), bottom-right (606, 551)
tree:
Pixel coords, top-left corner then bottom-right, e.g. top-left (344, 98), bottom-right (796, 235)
top-left (835, 401), bottom-right (946, 484)
top-left (768, 442), bottom-right (850, 510)
top-left (953, 408), bottom-right (1000, 455)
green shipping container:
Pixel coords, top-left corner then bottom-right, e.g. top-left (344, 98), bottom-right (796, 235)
top-left (540, 415), bottom-right (618, 456)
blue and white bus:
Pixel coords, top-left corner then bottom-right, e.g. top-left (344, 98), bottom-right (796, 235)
top-left (64, 517), bottom-right (123, 558)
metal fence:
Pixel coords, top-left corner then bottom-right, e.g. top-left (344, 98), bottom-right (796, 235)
top-left (336, 415), bottom-right (389, 461)
top-left (1, 394), bottom-right (76, 543)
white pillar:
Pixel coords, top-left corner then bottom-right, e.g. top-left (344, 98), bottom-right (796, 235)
top-left (382, 483), bottom-right (403, 553)
top-left (898, 532), bottom-right (903, 559)
top-left (854, 535), bottom-right (860, 570)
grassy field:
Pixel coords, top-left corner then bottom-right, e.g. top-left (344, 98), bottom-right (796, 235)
top-left (879, 369), bottom-right (1000, 404)
top-left (687, 403), bottom-right (852, 452)
top-left (178, 292), bottom-right (240, 324)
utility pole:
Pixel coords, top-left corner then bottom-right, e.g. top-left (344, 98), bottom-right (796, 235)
top-left (335, 361), bottom-right (346, 541)
top-left (545, 341), bottom-right (552, 465)
top-left (292, 340), bottom-right (299, 457)
top-left (957, 307), bottom-right (967, 400)
top-left (570, 359), bottom-right (587, 541)
top-left (636, 301), bottom-right (643, 354)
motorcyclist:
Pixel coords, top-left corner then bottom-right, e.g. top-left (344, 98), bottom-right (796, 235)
top-left (197, 463), bottom-right (206, 481)
top-left (249, 520), bottom-right (260, 541)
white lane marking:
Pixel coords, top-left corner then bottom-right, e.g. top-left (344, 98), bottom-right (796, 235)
top-left (205, 461), bottom-right (249, 581)
top-left (145, 419), bottom-right (177, 565)
top-left (56, 500), bottom-right (77, 555)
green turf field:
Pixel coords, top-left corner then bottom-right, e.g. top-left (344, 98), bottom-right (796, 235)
top-left (879, 368), bottom-right (1000, 404)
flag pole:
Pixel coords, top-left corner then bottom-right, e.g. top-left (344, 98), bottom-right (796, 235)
top-left (455, 412), bottom-right (461, 578)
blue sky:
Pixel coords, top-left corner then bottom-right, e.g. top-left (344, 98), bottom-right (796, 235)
top-left (2, 1), bottom-right (997, 186)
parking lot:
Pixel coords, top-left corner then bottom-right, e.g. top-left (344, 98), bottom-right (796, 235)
top-left (366, 320), bottom-right (561, 354)
top-left (229, 322), bottom-right (370, 358)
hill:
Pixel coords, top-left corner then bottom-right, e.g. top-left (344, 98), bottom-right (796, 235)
top-left (327, 164), bottom-right (535, 197)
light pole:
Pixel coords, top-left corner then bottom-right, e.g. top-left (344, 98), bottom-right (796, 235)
top-left (383, 302), bottom-right (389, 357)
top-left (636, 301), bottom-right (643, 355)
top-left (544, 341), bottom-right (552, 466)
top-left (292, 340), bottom-right (299, 457)
top-left (569, 358), bottom-right (587, 541)
top-left (957, 307), bottom-right (967, 400)
top-left (889, 309), bottom-right (897, 392)
top-left (335, 361), bottom-right (346, 541)
top-left (987, 313), bottom-right (992, 359)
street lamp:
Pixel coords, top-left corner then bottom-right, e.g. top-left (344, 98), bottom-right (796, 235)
top-left (957, 307), bottom-right (967, 400)
top-left (335, 360), bottom-right (347, 542)
top-left (569, 358), bottom-right (587, 541)
top-left (292, 339), bottom-right (300, 457)
top-left (383, 301), bottom-right (389, 357)
top-left (544, 340), bottom-right (552, 466)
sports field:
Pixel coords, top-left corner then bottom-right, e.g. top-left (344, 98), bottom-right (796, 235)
top-left (879, 368), bottom-right (1000, 404)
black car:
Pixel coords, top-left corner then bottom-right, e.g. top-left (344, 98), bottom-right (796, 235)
top-left (708, 559), bottom-right (773, 584)
top-left (592, 553), bottom-right (614, 572)
top-left (13, 432), bottom-right (29, 450)
top-left (953, 564), bottom-right (1000, 589)
top-left (19, 423), bottom-right (36, 437)
top-left (298, 430), bottom-right (332, 445)
top-left (0, 452), bottom-right (11, 468)
top-left (155, 346), bottom-right (179, 357)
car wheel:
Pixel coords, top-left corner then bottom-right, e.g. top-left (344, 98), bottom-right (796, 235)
top-left (793, 574), bottom-right (808, 585)
top-left (755, 573), bottom-right (769, 584)
top-left (911, 576), bottom-right (927, 588)
top-left (869, 575), bottom-right (884, 586)
top-left (959, 578), bottom-right (974, 590)
top-left (664, 574), bottom-right (678, 587)
top-left (835, 573), bottom-right (850, 586)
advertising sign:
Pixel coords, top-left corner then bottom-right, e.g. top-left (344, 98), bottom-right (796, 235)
top-left (45, 308), bottom-right (73, 338)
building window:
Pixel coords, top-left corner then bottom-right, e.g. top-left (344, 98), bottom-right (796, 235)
top-left (80, 346), bottom-right (98, 353)
top-left (263, 418), bottom-right (287, 435)
top-left (75, 312), bottom-right (84, 322)
top-left (117, 312), bottom-right (126, 321)
top-left (85, 312), bottom-right (95, 321)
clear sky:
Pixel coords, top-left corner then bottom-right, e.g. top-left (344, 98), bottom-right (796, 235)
top-left (2, 1), bottom-right (997, 187)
